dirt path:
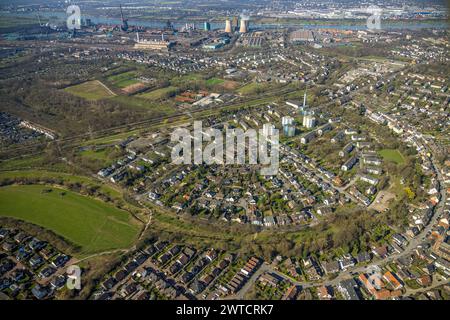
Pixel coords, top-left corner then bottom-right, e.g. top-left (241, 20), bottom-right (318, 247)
top-left (95, 80), bottom-right (116, 96)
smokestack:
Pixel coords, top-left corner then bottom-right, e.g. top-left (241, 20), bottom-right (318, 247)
top-left (239, 19), bottom-right (248, 33)
top-left (303, 90), bottom-right (307, 108)
top-left (120, 4), bottom-right (128, 31)
top-left (225, 19), bottom-right (232, 33)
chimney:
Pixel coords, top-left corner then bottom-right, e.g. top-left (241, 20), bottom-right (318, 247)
top-left (303, 90), bottom-right (307, 108)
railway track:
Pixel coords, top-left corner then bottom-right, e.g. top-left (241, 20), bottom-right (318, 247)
top-left (0, 87), bottom-right (297, 160)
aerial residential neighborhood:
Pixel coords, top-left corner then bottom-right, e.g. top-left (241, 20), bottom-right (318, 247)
top-left (0, 0), bottom-right (448, 310)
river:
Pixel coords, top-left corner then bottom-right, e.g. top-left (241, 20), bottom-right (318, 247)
top-left (1, 11), bottom-right (448, 32)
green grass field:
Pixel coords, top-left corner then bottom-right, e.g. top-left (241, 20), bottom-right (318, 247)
top-left (138, 86), bottom-right (179, 101)
top-left (206, 78), bottom-right (225, 86)
top-left (237, 82), bottom-right (267, 95)
top-left (379, 149), bottom-right (405, 165)
top-left (65, 80), bottom-right (115, 101)
top-left (0, 155), bottom-right (49, 171)
top-left (107, 71), bottom-right (140, 88)
top-left (0, 170), bottom-right (122, 198)
top-left (0, 185), bottom-right (140, 254)
top-left (79, 148), bottom-right (115, 167)
top-left (171, 74), bottom-right (203, 85)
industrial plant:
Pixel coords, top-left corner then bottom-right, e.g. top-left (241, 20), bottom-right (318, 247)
top-left (224, 14), bottom-right (250, 33)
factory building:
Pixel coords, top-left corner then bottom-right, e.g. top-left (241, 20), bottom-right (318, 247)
top-left (134, 33), bottom-right (172, 51)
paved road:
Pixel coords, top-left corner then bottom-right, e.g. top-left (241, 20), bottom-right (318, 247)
top-left (404, 275), bottom-right (448, 297)
top-left (224, 263), bottom-right (271, 300)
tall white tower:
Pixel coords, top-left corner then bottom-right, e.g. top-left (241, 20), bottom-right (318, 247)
top-left (225, 20), bottom-right (232, 33)
top-left (303, 90), bottom-right (307, 109)
top-left (239, 19), bottom-right (249, 33)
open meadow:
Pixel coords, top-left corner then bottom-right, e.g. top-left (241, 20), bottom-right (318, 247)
top-left (0, 185), bottom-right (140, 254)
top-left (64, 80), bottom-right (116, 101)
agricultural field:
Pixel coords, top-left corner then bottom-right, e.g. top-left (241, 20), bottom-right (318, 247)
top-left (64, 80), bottom-right (116, 101)
top-left (0, 185), bottom-right (140, 254)
top-left (378, 149), bottom-right (405, 165)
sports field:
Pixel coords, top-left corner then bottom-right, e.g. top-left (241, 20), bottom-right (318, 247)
top-left (379, 149), bottom-right (405, 165)
top-left (0, 185), bottom-right (140, 254)
top-left (64, 80), bottom-right (116, 101)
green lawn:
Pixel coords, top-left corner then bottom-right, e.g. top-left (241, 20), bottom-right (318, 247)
top-left (79, 148), bottom-right (115, 167)
top-left (0, 170), bottom-right (122, 198)
top-left (107, 71), bottom-right (140, 88)
top-left (0, 155), bottom-right (48, 171)
top-left (237, 82), bottom-right (267, 95)
top-left (171, 74), bottom-right (203, 85)
top-left (0, 185), bottom-right (140, 254)
top-left (64, 80), bottom-right (115, 101)
top-left (206, 78), bottom-right (225, 86)
top-left (379, 149), bottom-right (405, 165)
top-left (138, 86), bottom-right (179, 101)
top-left (79, 148), bottom-right (110, 161)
